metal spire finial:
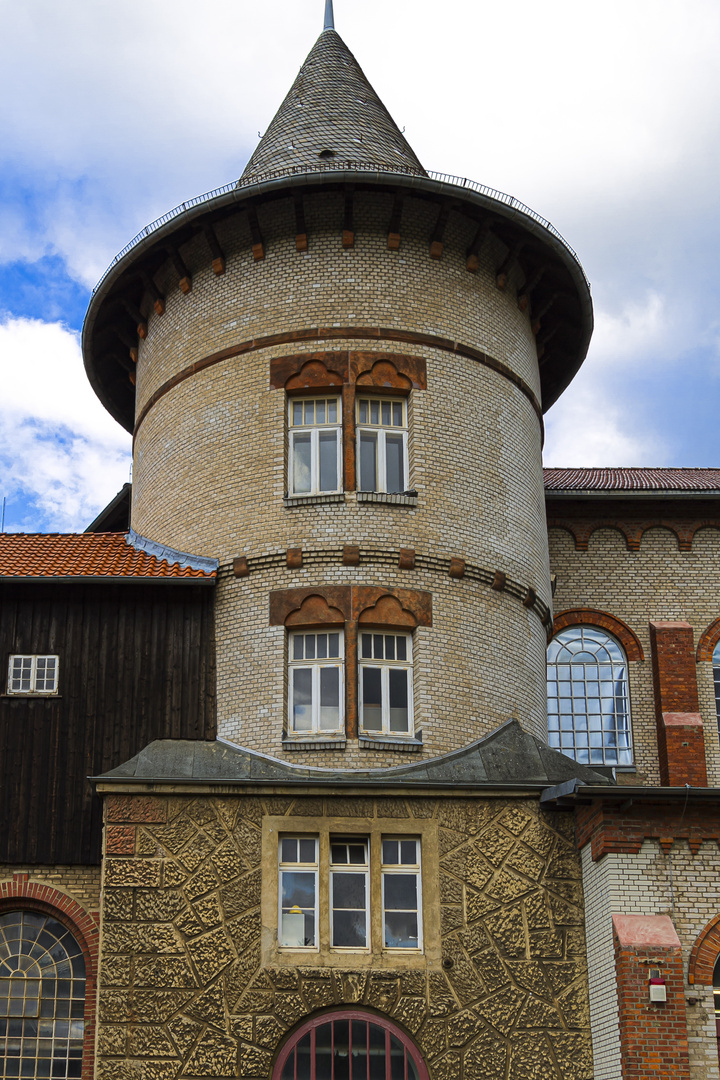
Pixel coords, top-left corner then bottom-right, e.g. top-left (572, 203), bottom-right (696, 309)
top-left (324, 0), bottom-right (334, 30)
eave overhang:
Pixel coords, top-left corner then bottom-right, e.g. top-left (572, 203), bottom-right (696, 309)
top-left (83, 168), bottom-right (593, 433)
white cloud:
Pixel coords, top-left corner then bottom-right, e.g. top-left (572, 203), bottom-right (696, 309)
top-left (0, 317), bottom-right (131, 530)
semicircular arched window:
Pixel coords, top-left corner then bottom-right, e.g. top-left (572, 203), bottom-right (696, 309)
top-left (547, 625), bottom-right (633, 767)
top-left (273, 1010), bottom-right (429, 1080)
top-left (713, 641), bottom-right (720, 735)
top-left (0, 911), bottom-right (86, 1079)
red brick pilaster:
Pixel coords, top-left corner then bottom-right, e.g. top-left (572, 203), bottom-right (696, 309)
top-left (649, 621), bottom-right (707, 786)
top-left (613, 914), bottom-right (690, 1080)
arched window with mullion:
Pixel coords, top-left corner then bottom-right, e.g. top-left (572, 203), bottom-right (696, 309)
top-left (547, 626), bottom-right (633, 767)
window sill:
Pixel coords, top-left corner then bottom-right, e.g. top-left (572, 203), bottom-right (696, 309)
top-left (1, 694), bottom-right (60, 699)
top-left (284, 493), bottom-right (346, 508)
top-left (357, 491), bottom-right (418, 508)
top-left (359, 736), bottom-right (423, 753)
top-left (283, 738), bottom-right (347, 751)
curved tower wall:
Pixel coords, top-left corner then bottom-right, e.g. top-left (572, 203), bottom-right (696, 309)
top-left (130, 190), bottom-right (552, 764)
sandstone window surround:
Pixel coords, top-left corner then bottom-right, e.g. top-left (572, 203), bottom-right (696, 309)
top-left (271, 352), bottom-right (426, 506)
top-left (547, 626), bottom-right (633, 767)
top-left (276, 830), bottom-right (423, 958)
top-left (6, 655), bottom-right (59, 696)
top-left (270, 586), bottom-right (431, 748)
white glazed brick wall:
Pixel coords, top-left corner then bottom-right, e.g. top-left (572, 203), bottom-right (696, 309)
top-left (581, 844), bottom-right (623, 1080)
top-left (548, 526), bottom-right (720, 788)
top-left (582, 839), bottom-right (720, 1080)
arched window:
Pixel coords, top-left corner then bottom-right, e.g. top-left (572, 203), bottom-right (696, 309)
top-left (0, 911), bottom-right (86, 1079)
top-left (273, 1011), bottom-right (429, 1080)
top-left (547, 626), bottom-right (633, 766)
top-left (713, 641), bottom-right (720, 736)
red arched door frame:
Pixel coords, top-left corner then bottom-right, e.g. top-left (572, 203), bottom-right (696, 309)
top-left (272, 1009), bottom-right (430, 1080)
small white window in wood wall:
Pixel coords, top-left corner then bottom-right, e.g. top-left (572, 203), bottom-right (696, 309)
top-left (7, 655), bottom-right (59, 695)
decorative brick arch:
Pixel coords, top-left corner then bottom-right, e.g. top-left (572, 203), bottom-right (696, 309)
top-left (0, 874), bottom-right (99, 1080)
top-left (697, 617), bottom-right (720, 663)
top-left (688, 913), bottom-right (720, 985)
top-left (552, 609), bottom-right (644, 661)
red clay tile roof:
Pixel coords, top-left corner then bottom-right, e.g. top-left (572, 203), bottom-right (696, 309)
top-left (544, 468), bottom-right (720, 492)
top-left (0, 533), bottom-right (216, 580)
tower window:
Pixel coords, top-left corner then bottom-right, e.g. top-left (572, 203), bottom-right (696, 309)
top-left (713, 641), bottom-right (720, 737)
top-left (288, 631), bottom-right (344, 737)
top-left (547, 626), bottom-right (633, 766)
top-left (359, 632), bottom-right (413, 737)
top-left (7, 655), bottom-right (59, 695)
top-left (356, 398), bottom-right (408, 494)
top-left (288, 397), bottom-right (342, 496)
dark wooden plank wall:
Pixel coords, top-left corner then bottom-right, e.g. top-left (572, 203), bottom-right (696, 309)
top-left (0, 582), bottom-right (216, 865)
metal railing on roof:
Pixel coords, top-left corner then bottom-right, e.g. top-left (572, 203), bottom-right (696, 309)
top-left (91, 162), bottom-right (587, 298)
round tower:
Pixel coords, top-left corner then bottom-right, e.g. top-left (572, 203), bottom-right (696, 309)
top-left (82, 14), bottom-right (592, 766)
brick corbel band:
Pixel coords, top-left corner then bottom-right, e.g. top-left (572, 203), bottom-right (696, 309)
top-left (612, 914), bottom-right (690, 1080)
top-left (649, 621), bottom-right (707, 786)
top-left (0, 878), bottom-right (99, 1080)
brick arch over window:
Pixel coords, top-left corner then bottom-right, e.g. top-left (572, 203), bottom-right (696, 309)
top-left (552, 609), bottom-right (644, 661)
top-left (284, 594), bottom-right (346, 628)
top-left (697, 617), bottom-right (720, 662)
top-left (688, 914), bottom-right (720, 985)
top-left (272, 1009), bottom-right (430, 1080)
top-left (0, 876), bottom-right (99, 1080)
top-left (358, 594), bottom-right (417, 628)
top-left (270, 586), bottom-right (432, 628)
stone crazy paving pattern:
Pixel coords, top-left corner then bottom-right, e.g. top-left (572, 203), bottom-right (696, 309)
top-left (98, 794), bottom-right (592, 1079)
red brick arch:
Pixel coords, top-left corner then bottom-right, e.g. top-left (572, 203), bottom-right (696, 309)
top-left (552, 608), bottom-right (645, 661)
top-left (0, 875), bottom-right (99, 1080)
top-left (688, 914), bottom-right (720, 985)
top-left (697, 617), bottom-right (720, 663)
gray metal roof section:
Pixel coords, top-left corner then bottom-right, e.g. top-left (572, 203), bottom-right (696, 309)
top-left (126, 529), bottom-right (219, 574)
top-left (241, 29), bottom-right (426, 181)
top-left (95, 718), bottom-right (612, 788)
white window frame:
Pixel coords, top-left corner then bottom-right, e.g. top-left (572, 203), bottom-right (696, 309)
top-left (278, 836), bottom-right (319, 950)
top-left (7, 655), bottom-right (59, 696)
top-left (381, 837), bottom-right (423, 951)
top-left (358, 632), bottom-right (413, 738)
top-left (329, 838), bottom-right (370, 951)
top-left (288, 397), bottom-right (342, 496)
top-left (356, 397), bottom-right (409, 494)
top-left (288, 630), bottom-right (345, 738)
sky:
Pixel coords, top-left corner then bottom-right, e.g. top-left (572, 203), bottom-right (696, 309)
top-left (0, 0), bottom-right (719, 533)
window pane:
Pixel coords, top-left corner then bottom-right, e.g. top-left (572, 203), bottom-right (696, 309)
top-left (385, 636), bottom-right (395, 661)
top-left (316, 1022), bottom-right (332, 1080)
top-left (381, 401), bottom-right (391, 426)
top-left (297, 1032), bottom-right (312, 1079)
top-left (392, 402), bottom-right (403, 427)
top-left (319, 431), bottom-right (338, 492)
top-left (361, 634), bottom-right (373, 659)
top-left (390, 1035), bottom-right (405, 1080)
top-left (358, 400), bottom-right (368, 423)
top-left (370, 401), bottom-right (379, 424)
top-left (361, 668), bottom-right (382, 730)
top-left (292, 433), bottom-right (312, 494)
top-left (281, 1049), bottom-right (296, 1080)
top-left (305, 636), bottom-right (316, 660)
top-left (334, 1021), bottom-right (350, 1080)
top-left (384, 875), bottom-right (417, 910)
top-left (382, 840), bottom-right (399, 865)
top-left (373, 635), bottom-right (384, 659)
top-left (369, 1025), bottom-right (386, 1080)
top-left (333, 910), bottom-right (367, 948)
top-left (292, 669), bottom-right (313, 731)
top-left (396, 637), bottom-right (407, 662)
top-left (327, 400), bottom-right (338, 423)
top-left (351, 1021), bottom-right (368, 1080)
top-left (281, 871), bottom-right (316, 909)
top-left (328, 633), bottom-right (340, 658)
top-left (316, 400), bottom-right (326, 423)
top-left (293, 636), bottom-right (304, 661)
top-left (389, 670), bottom-right (409, 732)
top-left (319, 668), bottom-right (340, 731)
top-left (281, 838), bottom-right (298, 863)
top-left (385, 434), bottom-right (404, 493)
top-left (359, 433), bottom-right (377, 491)
top-left (384, 910), bottom-right (419, 949)
top-left (317, 634), bottom-right (328, 659)
top-left (333, 874), bottom-right (366, 909)
top-left (292, 401), bottom-right (303, 425)
top-left (400, 840), bottom-right (417, 865)
top-left (304, 400), bottom-right (314, 424)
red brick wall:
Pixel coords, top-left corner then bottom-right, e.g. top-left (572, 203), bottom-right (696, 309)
top-left (649, 621), bottom-right (707, 786)
top-left (613, 915), bottom-right (690, 1080)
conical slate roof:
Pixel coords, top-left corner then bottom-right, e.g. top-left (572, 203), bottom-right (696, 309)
top-left (241, 28), bottom-right (425, 180)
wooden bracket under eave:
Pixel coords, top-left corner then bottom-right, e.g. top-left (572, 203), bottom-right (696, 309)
top-left (429, 202), bottom-right (451, 261)
top-left (140, 270), bottom-right (165, 316)
top-left (466, 219), bottom-right (491, 273)
top-left (523, 586), bottom-right (537, 609)
top-left (496, 242), bottom-right (524, 291)
top-left (233, 556), bottom-right (250, 578)
top-left (247, 205), bottom-right (265, 262)
top-left (121, 298), bottom-right (148, 339)
top-left (387, 194), bottom-right (403, 250)
top-left (491, 570), bottom-right (507, 592)
top-left (517, 265), bottom-right (547, 313)
top-left (169, 247), bottom-right (193, 293)
top-left (294, 193), bottom-right (308, 252)
top-left (202, 224), bottom-right (226, 276)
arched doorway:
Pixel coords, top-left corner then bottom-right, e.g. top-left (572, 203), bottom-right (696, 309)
top-left (273, 1010), bottom-right (429, 1080)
